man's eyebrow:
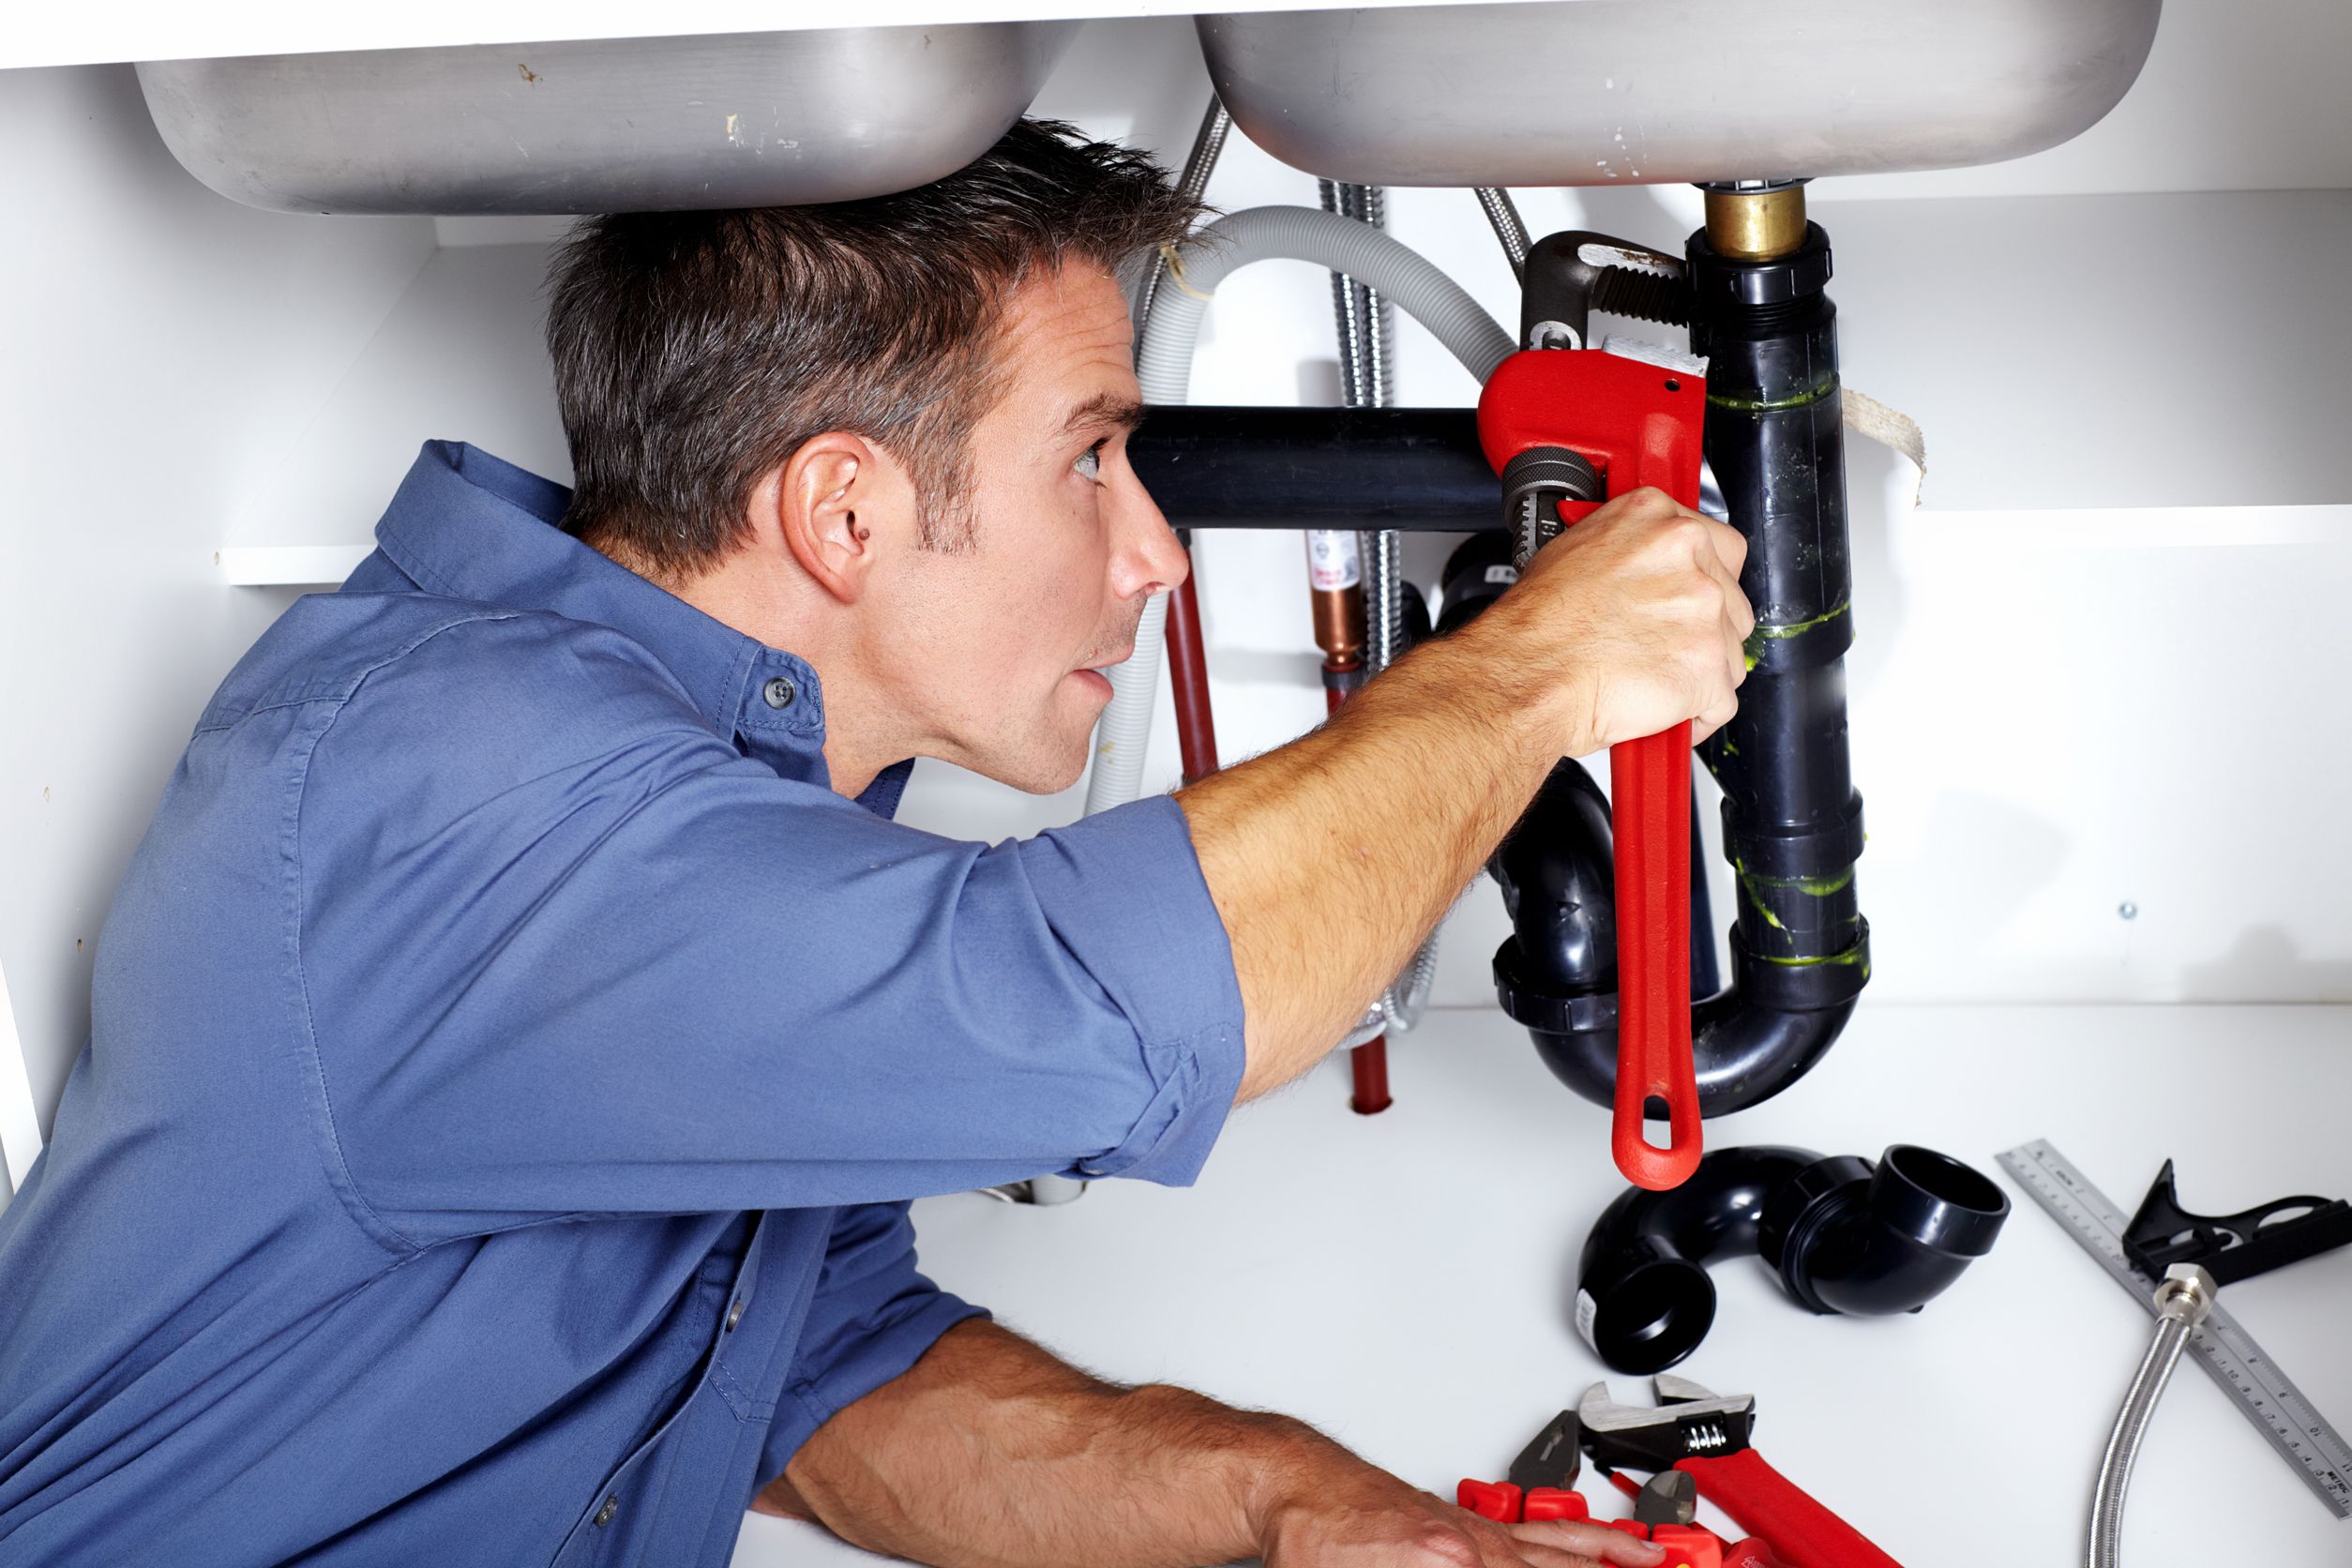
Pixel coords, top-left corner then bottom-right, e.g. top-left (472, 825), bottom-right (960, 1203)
top-left (1060, 394), bottom-right (1147, 437)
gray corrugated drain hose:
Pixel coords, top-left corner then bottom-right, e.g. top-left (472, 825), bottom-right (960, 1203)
top-left (1095, 205), bottom-right (1514, 811)
top-left (1087, 207), bottom-right (1512, 815)
top-left (1078, 591), bottom-right (1170, 818)
top-left (1096, 206), bottom-right (1515, 1046)
top-left (1135, 205), bottom-right (1515, 401)
top-left (1052, 201), bottom-right (1514, 1198)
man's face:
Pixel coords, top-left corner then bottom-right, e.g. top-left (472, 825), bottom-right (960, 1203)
top-left (881, 264), bottom-right (1188, 793)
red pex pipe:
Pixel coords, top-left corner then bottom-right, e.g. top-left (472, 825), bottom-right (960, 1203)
top-left (1163, 566), bottom-right (1221, 785)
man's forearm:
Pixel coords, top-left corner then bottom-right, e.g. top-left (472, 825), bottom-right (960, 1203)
top-left (1176, 603), bottom-right (1563, 1099)
top-left (761, 1319), bottom-right (1337, 1568)
top-left (1176, 490), bottom-right (1753, 1102)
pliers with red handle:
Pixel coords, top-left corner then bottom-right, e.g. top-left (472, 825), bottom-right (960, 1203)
top-left (1576, 1377), bottom-right (1905, 1568)
top-left (1455, 1408), bottom-right (1789, 1568)
top-left (1455, 1408), bottom-right (1597, 1526)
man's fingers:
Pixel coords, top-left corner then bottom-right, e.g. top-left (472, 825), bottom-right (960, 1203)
top-left (1704, 514), bottom-right (1749, 580)
top-left (1500, 1547), bottom-right (1606, 1568)
top-left (1687, 520), bottom-right (1755, 641)
top-left (1723, 575), bottom-right (1756, 645)
top-left (1508, 1518), bottom-right (1669, 1567)
top-left (1666, 501), bottom-right (1746, 580)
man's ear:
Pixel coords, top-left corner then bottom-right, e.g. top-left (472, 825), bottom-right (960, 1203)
top-left (772, 433), bottom-right (888, 606)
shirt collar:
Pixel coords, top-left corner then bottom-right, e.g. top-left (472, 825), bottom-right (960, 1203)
top-left (369, 441), bottom-right (912, 816)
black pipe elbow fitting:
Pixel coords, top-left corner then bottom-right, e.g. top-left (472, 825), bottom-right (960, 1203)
top-left (1491, 755), bottom-right (1865, 1116)
top-left (1492, 758), bottom-right (1618, 1003)
top-left (1575, 1143), bottom-right (2010, 1374)
top-left (1514, 946), bottom-right (1862, 1115)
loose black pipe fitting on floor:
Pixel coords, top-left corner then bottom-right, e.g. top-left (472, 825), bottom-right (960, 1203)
top-left (1490, 220), bottom-right (1871, 1118)
top-left (1575, 1143), bottom-right (2010, 1374)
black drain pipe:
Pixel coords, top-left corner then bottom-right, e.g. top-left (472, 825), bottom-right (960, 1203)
top-left (1492, 189), bottom-right (1870, 1117)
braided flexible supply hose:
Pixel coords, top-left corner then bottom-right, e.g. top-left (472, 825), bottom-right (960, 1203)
top-left (2088, 1266), bottom-right (2218, 1568)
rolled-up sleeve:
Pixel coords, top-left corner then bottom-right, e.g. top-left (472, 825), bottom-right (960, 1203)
top-left (293, 614), bottom-right (1248, 1242)
top-left (759, 1201), bottom-right (986, 1485)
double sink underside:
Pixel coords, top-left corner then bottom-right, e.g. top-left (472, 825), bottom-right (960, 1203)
top-left (137, 1), bottom-right (2162, 215)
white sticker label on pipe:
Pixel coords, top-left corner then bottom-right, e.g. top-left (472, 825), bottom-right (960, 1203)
top-left (1305, 530), bottom-right (1362, 591)
top-left (1574, 1289), bottom-right (1600, 1353)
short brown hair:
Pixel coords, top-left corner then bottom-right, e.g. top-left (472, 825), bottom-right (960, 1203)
top-left (545, 119), bottom-right (1200, 574)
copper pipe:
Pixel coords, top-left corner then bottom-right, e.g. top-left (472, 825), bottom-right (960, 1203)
top-left (1306, 530), bottom-right (1367, 669)
top-left (1311, 589), bottom-right (1364, 670)
top-left (1318, 606), bottom-right (1392, 1115)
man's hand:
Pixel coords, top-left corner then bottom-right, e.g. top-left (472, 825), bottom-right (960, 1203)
top-left (1258, 1461), bottom-right (1665, 1568)
top-left (1489, 486), bottom-right (1754, 755)
top-left (1179, 483), bottom-right (1755, 1097)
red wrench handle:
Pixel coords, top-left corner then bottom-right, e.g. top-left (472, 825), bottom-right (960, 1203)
top-left (1675, 1450), bottom-right (1903, 1568)
top-left (1608, 723), bottom-right (1697, 1189)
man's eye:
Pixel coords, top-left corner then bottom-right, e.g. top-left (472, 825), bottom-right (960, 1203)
top-left (1074, 442), bottom-right (1105, 483)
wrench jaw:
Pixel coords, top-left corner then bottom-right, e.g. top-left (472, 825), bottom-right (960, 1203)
top-left (1653, 1375), bottom-right (1724, 1407)
top-left (1576, 1379), bottom-right (1758, 1470)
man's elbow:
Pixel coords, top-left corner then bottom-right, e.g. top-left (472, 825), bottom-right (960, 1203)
top-left (749, 1472), bottom-right (818, 1521)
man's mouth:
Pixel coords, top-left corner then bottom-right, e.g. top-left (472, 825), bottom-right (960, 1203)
top-left (1072, 643), bottom-right (1133, 700)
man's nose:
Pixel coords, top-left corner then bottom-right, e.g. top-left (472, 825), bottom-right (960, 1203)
top-left (1113, 482), bottom-right (1189, 600)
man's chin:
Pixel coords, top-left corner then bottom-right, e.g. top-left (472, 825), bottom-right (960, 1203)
top-left (947, 685), bottom-right (1108, 796)
top-left (957, 729), bottom-right (1093, 797)
top-left (971, 756), bottom-right (1089, 797)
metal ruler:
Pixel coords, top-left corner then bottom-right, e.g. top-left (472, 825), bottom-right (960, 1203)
top-left (1999, 1139), bottom-right (2352, 1519)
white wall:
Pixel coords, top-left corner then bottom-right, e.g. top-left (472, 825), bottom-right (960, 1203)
top-left (0, 66), bottom-right (438, 1199)
top-left (6, 8), bottom-right (2351, 1198)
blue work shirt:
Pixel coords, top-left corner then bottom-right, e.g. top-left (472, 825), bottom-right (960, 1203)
top-left (0, 442), bottom-right (1247, 1565)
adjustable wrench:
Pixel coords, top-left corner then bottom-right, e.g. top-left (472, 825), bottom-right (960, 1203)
top-left (1577, 1376), bottom-right (1904, 1568)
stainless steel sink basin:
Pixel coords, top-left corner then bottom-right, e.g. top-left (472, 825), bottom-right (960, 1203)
top-left (1198, 0), bottom-right (2162, 187)
top-left (137, 22), bottom-right (1081, 215)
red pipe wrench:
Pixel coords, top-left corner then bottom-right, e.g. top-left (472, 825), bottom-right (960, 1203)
top-left (1477, 349), bottom-right (1711, 1190)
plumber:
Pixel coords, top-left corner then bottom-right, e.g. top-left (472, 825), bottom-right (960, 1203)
top-left (0, 122), bottom-right (1751, 1568)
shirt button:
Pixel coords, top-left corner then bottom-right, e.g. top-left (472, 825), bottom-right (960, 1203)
top-left (594, 1495), bottom-right (620, 1529)
top-left (761, 676), bottom-right (796, 710)
top-left (726, 1297), bottom-right (746, 1331)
